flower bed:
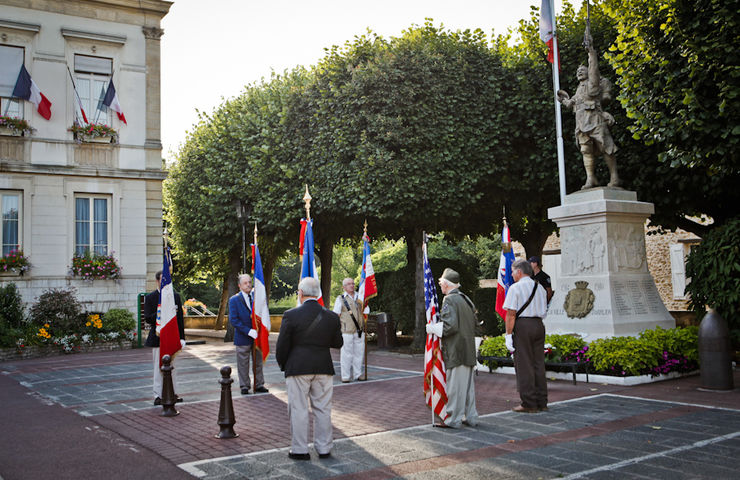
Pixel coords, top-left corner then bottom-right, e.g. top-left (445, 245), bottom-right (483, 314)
top-left (1, 339), bottom-right (134, 362)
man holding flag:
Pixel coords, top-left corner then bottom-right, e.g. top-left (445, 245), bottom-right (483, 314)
top-left (495, 219), bottom-right (516, 323)
top-left (228, 274), bottom-right (269, 395)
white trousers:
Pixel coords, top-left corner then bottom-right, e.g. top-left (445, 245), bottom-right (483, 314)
top-left (152, 347), bottom-right (179, 398)
top-left (340, 332), bottom-right (365, 381)
top-left (285, 374), bottom-right (334, 455)
top-left (444, 365), bottom-right (478, 428)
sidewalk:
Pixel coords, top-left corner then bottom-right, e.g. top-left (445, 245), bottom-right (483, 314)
top-left (1, 338), bottom-right (738, 479)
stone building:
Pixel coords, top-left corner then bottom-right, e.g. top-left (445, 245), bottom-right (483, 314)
top-left (0, 0), bottom-right (172, 314)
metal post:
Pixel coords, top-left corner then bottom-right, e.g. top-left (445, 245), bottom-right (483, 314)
top-left (160, 355), bottom-right (179, 417)
top-left (215, 366), bottom-right (239, 438)
top-left (550, 1), bottom-right (567, 204)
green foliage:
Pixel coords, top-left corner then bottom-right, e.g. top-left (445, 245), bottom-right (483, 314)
top-left (102, 309), bottom-right (135, 333)
top-left (545, 334), bottom-right (587, 362)
top-left (638, 326), bottom-right (699, 363)
top-left (479, 335), bottom-right (509, 357)
top-left (685, 218), bottom-right (740, 348)
top-left (29, 288), bottom-right (84, 335)
top-left (0, 283), bottom-right (26, 329)
top-left (369, 240), bottom-right (408, 273)
top-left (588, 335), bottom-right (662, 376)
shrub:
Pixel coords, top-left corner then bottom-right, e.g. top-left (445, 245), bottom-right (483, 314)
top-left (0, 283), bottom-right (26, 329)
top-left (29, 287), bottom-right (84, 335)
top-left (479, 335), bottom-right (509, 357)
top-left (545, 334), bottom-right (587, 362)
top-left (685, 217), bottom-right (740, 349)
top-left (588, 335), bottom-right (662, 376)
top-left (102, 309), bottom-right (136, 333)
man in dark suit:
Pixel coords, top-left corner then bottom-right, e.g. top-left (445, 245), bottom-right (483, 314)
top-left (228, 274), bottom-right (268, 395)
top-left (143, 270), bottom-right (185, 405)
top-left (276, 276), bottom-right (343, 460)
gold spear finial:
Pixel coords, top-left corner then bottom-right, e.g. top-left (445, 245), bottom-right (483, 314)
top-left (253, 222), bottom-right (258, 245)
top-left (303, 184), bottom-right (312, 220)
top-left (363, 218), bottom-right (368, 234)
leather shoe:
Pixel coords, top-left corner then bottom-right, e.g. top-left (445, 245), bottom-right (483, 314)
top-left (357, 376), bottom-right (367, 381)
top-left (255, 386), bottom-right (269, 393)
top-left (288, 452), bottom-right (311, 460)
top-left (318, 452), bottom-right (331, 459)
top-left (512, 405), bottom-right (539, 413)
top-left (153, 397), bottom-right (161, 406)
top-left (241, 388), bottom-right (250, 395)
top-left (341, 379), bottom-right (350, 383)
top-left (176, 396), bottom-right (183, 403)
top-left (433, 422), bottom-right (453, 429)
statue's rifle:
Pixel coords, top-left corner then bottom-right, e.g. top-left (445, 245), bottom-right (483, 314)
top-left (583, 0), bottom-right (591, 49)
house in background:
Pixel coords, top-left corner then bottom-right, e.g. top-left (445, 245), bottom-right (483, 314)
top-left (0, 0), bottom-right (172, 314)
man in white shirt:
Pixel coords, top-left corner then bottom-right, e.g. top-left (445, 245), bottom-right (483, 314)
top-left (502, 259), bottom-right (549, 413)
top-left (332, 278), bottom-right (366, 382)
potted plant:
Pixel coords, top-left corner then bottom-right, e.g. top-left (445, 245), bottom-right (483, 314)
top-left (0, 116), bottom-right (33, 137)
top-left (0, 249), bottom-right (30, 275)
top-left (70, 251), bottom-right (121, 280)
top-left (69, 122), bottom-right (118, 144)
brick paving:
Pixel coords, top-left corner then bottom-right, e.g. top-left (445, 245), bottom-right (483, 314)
top-left (1, 339), bottom-right (739, 479)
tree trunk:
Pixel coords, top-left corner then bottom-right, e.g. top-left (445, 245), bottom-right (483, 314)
top-left (262, 248), bottom-right (278, 303)
top-left (519, 222), bottom-right (552, 262)
top-left (223, 245), bottom-right (241, 343)
top-left (317, 236), bottom-right (334, 303)
top-left (410, 227), bottom-right (426, 350)
top-left (216, 275), bottom-right (229, 330)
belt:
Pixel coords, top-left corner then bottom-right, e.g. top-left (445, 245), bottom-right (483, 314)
top-left (517, 316), bottom-right (542, 321)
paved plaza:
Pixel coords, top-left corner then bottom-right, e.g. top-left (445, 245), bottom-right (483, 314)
top-left (1, 336), bottom-right (739, 479)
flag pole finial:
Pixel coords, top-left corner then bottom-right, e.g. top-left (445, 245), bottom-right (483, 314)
top-left (253, 222), bottom-right (258, 245)
top-left (363, 219), bottom-right (368, 235)
top-left (303, 184), bottom-right (312, 221)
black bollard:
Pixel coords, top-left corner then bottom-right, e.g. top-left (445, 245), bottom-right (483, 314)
top-left (160, 354), bottom-right (179, 416)
top-left (215, 366), bottom-right (239, 439)
top-left (698, 309), bottom-right (734, 391)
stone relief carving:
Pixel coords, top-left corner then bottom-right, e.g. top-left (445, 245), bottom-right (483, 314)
top-left (564, 281), bottom-right (595, 319)
top-left (610, 224), bottom-right (646, 272)
top-left (561, 225), bottom-right (605, 275)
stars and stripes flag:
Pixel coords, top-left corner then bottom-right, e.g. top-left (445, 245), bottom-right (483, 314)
top-left (12, 65), bottom-right (52, 120)
top-left (423, 237), bottom-right (449, 422)
top-left (495, 220), bottom-right (516, 319)
top-left (156, 247), bottom-right (181, 364)
top-left (299, 218), bottom-right (323, 305)
top-left (251, 242), bottom-right (271, 361)
top-left (357, 232), bottom-right (377, 310)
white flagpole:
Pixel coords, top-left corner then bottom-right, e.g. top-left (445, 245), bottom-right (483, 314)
top-left (550, 1), bottom-right (567, 205)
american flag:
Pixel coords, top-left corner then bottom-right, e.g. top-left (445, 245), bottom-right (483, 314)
top-left (422, 238), bottom-right (449, 421)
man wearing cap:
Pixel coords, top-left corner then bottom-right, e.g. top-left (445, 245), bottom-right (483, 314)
top-left (503, 259), bottom-right (549, 413)
top-left (529, 256), bottom-right (553, 303)
top-left (425, 268), bottom-right (479, 428)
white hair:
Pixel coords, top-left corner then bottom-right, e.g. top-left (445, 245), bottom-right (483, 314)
top-left (298, 277), bottom-right (321, 297)
top-left (439, 278), bottom-right (460, 289)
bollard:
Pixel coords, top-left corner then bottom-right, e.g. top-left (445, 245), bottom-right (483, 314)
top-left (698, 309), bottom-right (734, 391)
top-left (215, 366), bottom-right (239, 439)
top-left (160, 354), bottom-right (179, 416)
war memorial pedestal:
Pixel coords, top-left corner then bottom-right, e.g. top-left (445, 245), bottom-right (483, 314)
top-left (544, 188), bottom-right (675, 340)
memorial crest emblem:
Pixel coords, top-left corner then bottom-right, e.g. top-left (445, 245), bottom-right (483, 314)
top-left (564, 281), bottom-right (595, 318)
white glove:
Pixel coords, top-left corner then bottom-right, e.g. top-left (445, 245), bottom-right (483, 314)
top-left (248, 329), bottom-right (258, 339)
top-left (180, 339), bottom-right (186, 349)
top-left (505, 334), bottom-right (515, 353)
top-left (425, 322), bottom-right (444, 337)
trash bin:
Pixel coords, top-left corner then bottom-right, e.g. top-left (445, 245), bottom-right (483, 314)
top-left (376, 313), bottom-right (395, 349)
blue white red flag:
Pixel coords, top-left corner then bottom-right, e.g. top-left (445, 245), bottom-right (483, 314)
top-left (300, 218), bottom-right (323, 305)
top-left (103, 79), bottom-right (127, 124)
top-left (540, 0), bottom-right (560, 69)
top-left (495, 220), bottom-right (516, 319)
top-left (251, 242), bottom-right (271, 361)
top-left (422, 238), bottom-right (449, 421)
top-left (12, 65), bottom-right (52, 120)
top-left (357, 233), bottom-right (377, 309)
top-left (157, 247), bottom-right (181, 364)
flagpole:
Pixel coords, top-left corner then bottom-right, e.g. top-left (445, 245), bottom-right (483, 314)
top-left (423, 231), bottom-right (434, 427)
top-left (363, 219), bottom-right (369, 382)
top-left (252, 223), bottom-right (258, 391)
top-left (550, 0), bottom-right (567, 204)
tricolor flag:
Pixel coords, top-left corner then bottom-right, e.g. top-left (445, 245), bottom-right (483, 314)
top-left (102, 79), bottom-right (127, 124)
top-left (495, 220), bottom-right (516, 319)
top-left (300, 218), bottom-right (323, 305)
top-left (12, 65), bottom-right (52, 120)
top-left (251, 242), bottom-right (271, 361)
top-left (357, 233), bottom-right (377, 310)
top-left (156, 247), bottom-right (182, 364)
top-left (540, 0), bottom-right (560, 69)
top-left (423, 237), bottom-right (449, 422)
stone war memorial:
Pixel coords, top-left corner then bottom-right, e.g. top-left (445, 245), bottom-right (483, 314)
top-left (545, 32), bottom-right (674, 340)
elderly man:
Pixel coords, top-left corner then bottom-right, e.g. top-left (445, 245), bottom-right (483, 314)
top-left (276, 277), bottom-right (343, 460)
top-left (333, 277), bottom-right (365, 382)
top-left (503, 259), bottom-right (549, 413)
top-left (425, 268), bottom-right (479, 428)
top-left (228, 274), bottom-right (269, 395)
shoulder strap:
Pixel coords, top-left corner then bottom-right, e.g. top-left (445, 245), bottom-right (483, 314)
top-left (515, 280), bottom-right (539, 320)
top-left (305, 310), bottom-right (324, 337)
top-left (341, 295), bottom-right (363, 338)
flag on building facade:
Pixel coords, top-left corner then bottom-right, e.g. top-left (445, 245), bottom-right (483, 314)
top-left (540, 0), bottom-right (560, 69)
top-left (423, 238), bottom-right (449, 421)
top-left (12, 65), bottom-right (52, 120)
top-left (357, 233), bottom-right (377, 309)
top-left (495, 220), bottom-right (517, 319)
top-left (299, 218), bottom-right (323, 305)
top-left (156, 247), bottom-right (181, 364)
top-left (251, 242), bottom-right (271, 361)
top-left (102, 78), bottom-right (127, 124)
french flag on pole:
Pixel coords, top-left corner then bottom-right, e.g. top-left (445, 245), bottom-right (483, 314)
top-left (12, 65), bottom-right (52, 120)
top-left (357, 233), bottom-right (377, 309)
top-left (495, 220), bottom-right (516, 319)
top-left (540, 0), bottom-right (560, 69)
top-left (102, 79), bottom-right (127, 124)
top-left (251, 242), bottom-right (271, 361)
top-left (300, 218), bottom-right (323, 305)
top-left (157, 247), bottom-right (181, 364)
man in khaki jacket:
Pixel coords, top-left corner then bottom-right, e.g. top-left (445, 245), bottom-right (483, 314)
top-left (332, 277), bottom-right (365, 382)
top-left (426, 268), bottom-right (479, 428)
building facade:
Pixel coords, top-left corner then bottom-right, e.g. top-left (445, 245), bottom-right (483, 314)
top-left (0, 0), bottom-right (172, 314)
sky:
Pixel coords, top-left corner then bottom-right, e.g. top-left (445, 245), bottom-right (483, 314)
top-left (160, 0), bottom-right (579, 162)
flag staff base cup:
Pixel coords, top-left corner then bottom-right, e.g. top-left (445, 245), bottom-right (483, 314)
top-left (160, 355), bottom-right (179, 417)
top-left (215, 366), bottom-right (239, 439)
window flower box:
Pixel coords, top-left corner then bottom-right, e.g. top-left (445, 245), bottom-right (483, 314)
top-left (69, 123), bottom-right (118, 144)
top-left (0, 249), bottom-right (30, 276)
top-left (0, 116), bottom-right (33, 137)
top-left (70, 252), bottom-right (121, 280)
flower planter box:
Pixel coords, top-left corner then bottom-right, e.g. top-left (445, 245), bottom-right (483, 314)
top-left (0, 340), bottom-right (133, 362)
top-left (80, 135), bottom-right (114, 144)
top-left (0, 126), bottom-right (23, 137)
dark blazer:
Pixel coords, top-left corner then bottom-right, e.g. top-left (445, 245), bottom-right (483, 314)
top-left (143, 289), bottom-right (185, 347)
top-left (228, 292), bottom-right (255, 347)
top-left (275, 299), bottom-right (343, 377)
